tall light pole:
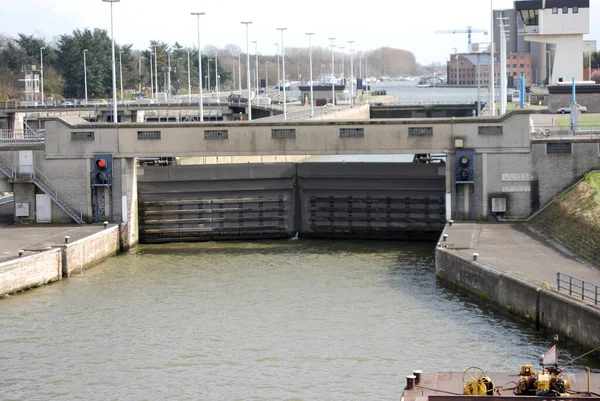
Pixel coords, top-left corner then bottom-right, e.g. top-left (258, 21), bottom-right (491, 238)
top-left (153, 44), bottom-right (159, 99)
top-left (339, 46), bottom-right (345, 78)
top-left (241, 21), bottom-right (253, 121)
top-left (233, 59), bottom-right (236, 93)
top-left (252, 41), bottom-right (258, 104)
top-left (83, 49), bottom-right (89, 105)
top-left (119, 50), bottom-right (124, 101)
top-left (103, 0), bottom-right (119, 123)
top-left (150, 54), bottom-right (154, 99)
top-left (192, 12), bottom-right (205, 121)
top-left (277, 28), bottom-right (287, 120)
top-left (177, 57), bottom-right (182, 95)
top-left (40, 47), bottom-right (46, 104)
top-left (348, 40), bottom-right (354, 106)
top-left (187, 49), bottom-right (191, 103)
top-left (453, 48), bottom-right (459, 86)
top-left (329, 37), bottom-right (336, 105)
top-left (490, 0), bottom-right (495, 116)
top-left (167, 52), bottom-right (171, 98)
top-left (138, 56), bottom-right (144, 95)
top-left (214, 50), bottom-right (218, 96)
top-left (238, 53), bottom-right (242, 93)
top-left (275, 43), bottom-right (280, 91)
top-left (306, 33), bottom-right (314, 116)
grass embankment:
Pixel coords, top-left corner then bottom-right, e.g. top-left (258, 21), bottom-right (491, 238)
top-left (528, 172), bottom-right (600, 267)
top-left (555, 116), bottom-right (600, 129)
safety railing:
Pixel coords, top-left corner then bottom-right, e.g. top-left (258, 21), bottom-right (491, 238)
top-left (0, 129), bottom-right (45, 144)
top-left (15, 164), bottom-right (84, 223)
top-left (557, 272), bottom-right (599, 306)
top-left (0, 152), bottom-right (15, 179)
top-left (531, 125), bottom-right (600, 139)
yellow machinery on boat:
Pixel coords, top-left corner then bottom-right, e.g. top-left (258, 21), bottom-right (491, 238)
top-left (462, 367), bottom-right (495, 396)
top-left (514, 364), bottom-right (570, 396)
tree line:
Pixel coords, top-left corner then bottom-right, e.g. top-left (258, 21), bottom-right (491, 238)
top-left (0, 29), bottom-right (419, 101)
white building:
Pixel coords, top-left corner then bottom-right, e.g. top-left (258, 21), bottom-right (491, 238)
top-left (516, 0), bottom-right (590, 83)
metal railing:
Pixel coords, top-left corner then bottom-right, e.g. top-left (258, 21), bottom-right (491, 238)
top-left (557, 272), bottom-right (599, 306)
top-left (531, 125), bottom-right (600, 139)
top-left (15, 165), bottom-right (84, 223)
top-left (0, 129), bottom-right (46, 144)
top-left (0, 152), bottom-right (15, 179)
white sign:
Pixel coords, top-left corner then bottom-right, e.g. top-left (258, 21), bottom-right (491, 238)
top-left (502, 173), bottom-right (535, 182)
top-left (502, 186), bottom-right (531, 193)
top-left (15, 202), bottom-right (29, 217)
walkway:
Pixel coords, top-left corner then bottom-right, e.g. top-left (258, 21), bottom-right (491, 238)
top-left (442, 223), bottom-right (600, 306)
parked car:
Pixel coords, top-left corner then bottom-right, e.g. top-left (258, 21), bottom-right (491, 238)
top-left (227, 93), bottom-right (248, 103)
top-left (556, 104), bottom-right (587, 114)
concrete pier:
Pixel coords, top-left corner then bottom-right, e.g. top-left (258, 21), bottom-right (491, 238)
top-left (436, 223), bottom-right (600, 349)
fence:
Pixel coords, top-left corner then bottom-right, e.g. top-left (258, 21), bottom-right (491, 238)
top-left (556, 272), bottom-right (599, 306)
top-left (531, 125), bottom-right (600, 139)
top-left (0, 129), bottom-right (45, 144)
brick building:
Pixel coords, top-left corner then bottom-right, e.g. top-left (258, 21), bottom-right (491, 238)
top-left (447, 53), bottom-right (532, 89)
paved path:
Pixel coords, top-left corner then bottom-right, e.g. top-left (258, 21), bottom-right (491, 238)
top-left (0, 224), bottom-right (115, 263)
top-left (443, 223), bottom-right (600, 306)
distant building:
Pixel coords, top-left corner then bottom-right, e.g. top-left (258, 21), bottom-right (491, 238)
top-left (493, 8), bottom-right (547, 85)
top-left (515, 0), bottom-right (590, 83)
top-left (19, 65), bottom-right (40, 101)
top-left (447, 53), bottom-right (532, 89)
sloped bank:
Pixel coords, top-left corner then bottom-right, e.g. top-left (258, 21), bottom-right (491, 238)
top-left (527, 172), bottom-right (600, 267)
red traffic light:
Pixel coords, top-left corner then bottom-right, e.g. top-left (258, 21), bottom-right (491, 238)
top-left (96, 159), bottom-right (107, 168)
top-left (459, 155), bottom-right (470, 166)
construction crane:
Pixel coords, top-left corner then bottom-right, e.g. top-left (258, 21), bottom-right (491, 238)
top-left (434, 26), bottom-right (488, 53)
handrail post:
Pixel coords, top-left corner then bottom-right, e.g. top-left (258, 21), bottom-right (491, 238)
top-left (569, 276), bottom-right (573, 295)
top-left (595, 285), bottom-right (598, 306)
top-left (557, 273), bottom-right (560, 291)
top-left (582, 281), bottom-right (585, 301)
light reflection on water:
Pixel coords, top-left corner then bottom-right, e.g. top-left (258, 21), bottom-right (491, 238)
top-left (0, 239), bottom-right (597, 401)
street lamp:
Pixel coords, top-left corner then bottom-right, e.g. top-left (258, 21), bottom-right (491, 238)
top-left (177, 57), bottom-right (182, 95)
top-left (339, 46), bottom-right (345, 78)
top-left (119, 50), bottom-right (124, 101)
top-left (40, 46), bottom-right (46, 104)
top-left (187, 49), bottom-right (191, 103)
top-left (84, 49), bottom-right (89, 105)
top-left (275, 43), bottom-right (280, 92)
top-left (252, 41), bottom-right (258, 104)
top-left (348, 40), bottom-right (354, 106)
top-left (103, 0), bottom-right (119, 123)
top-left (191, 12), bottom-right (205, 121)
top-left (277, 28), bottom-right (287, 121)
top-left (306, 32), bottom-right (315, 116)
top-left (138, 56), bottom-right (144, 95)
top-left (329, 37), bottom-right (336, 105)
top-left (241, 21), bottom-right (253, 121)
top-left (214, 50), bottom-right (218, 96)
top-left (490, 0), bottom-right (495, 116)
top-left (152, 44), bottom-right (159, 99)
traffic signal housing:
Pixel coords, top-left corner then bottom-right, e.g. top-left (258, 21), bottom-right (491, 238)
top-left (92, 154), bottom-right (113, 186)
top-left (455, 150), bottom-right (474, 183)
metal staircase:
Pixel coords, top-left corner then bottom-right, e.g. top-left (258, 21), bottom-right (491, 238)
top-left (0, 154), bottom-right (85, 224)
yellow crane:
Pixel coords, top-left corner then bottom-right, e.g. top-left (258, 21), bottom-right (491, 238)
top-left (434, 26), bottom-right (488, 53)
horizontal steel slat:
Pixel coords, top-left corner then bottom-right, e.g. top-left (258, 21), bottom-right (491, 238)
top-left (141, 197), bottom-right (287, 206)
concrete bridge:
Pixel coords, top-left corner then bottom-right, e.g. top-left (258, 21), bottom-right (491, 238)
top-left (1, 108), bottom-right (600, 248)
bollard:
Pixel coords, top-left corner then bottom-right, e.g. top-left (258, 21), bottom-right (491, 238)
top-left (413, 370), bottom-right (423, 384)
top-left (103, 221), bottom-right (109, 228)
top-left (442, 234), bottom-right (448, 242)
top-left (65, 236), bottom-right (70, 244)
top-left (18, 249), bottom-right (24, 257)
top-left (448, 220), bottom-right (454, 226)
top-left (473, 253), bottom-right (479, 261)
top-left (406, 375), bottom-right (416, 390)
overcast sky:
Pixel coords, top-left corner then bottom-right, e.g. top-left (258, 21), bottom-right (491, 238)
top-left (2, 0), bottom-right (599, 65)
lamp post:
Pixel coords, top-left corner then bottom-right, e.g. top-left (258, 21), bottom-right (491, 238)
top-left (277, 28), bottom-right (287, 121)
top-left (192, 12), bottom-right (205, 121)
top-left (40, 47), bottom-right (46, 104)
top-left (214, 50), bottom-right (218, 96)
top-left (339, 46), bottom-right (345, 78)
top-left (150, 54), bottom-right (154, 99)
top-left (348, 40), bottom-right (354, 106)
top-left (119, 50), bottom-right (124, 101)
top-left (103, 0), bottom-right (119, 123)
top-left (167, 51), bottom-right (171, 98)
top-left (265, 61), bottom-right (269, 94)
top-left (138, 56), bottom-right (144, 95)
top-left (84, 49), bottom-right (89, 105)
top-left (275, 43), bottom-right (280, 91)
top-left (177, 57), bottom-right (182, 95)
top-left (153, 44), bottom-right (159, 99)
top-left (238, 53), bottom-right (242, 93)
top-left (306, 32), bottom-right (314, 116)
top-left (233, 59), bottom-right (236, 93)
top-left (453, 48), bottom-right (459, 86)
top-left (329, 37), bottom-right (336, 105)
top-left (241, 21), bottom-right (253, 121)
top-left (187, 49), bottom-right (191, 103)
top-left (490, 0), bottom-right (495, 116)
top-left (252, 41), bottom-right (258, 104)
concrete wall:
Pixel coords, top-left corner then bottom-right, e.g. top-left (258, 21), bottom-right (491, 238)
top-left (43, 110), bottom-right (533, 158)
top-left (549, 92), bottom-right (600, 113)
top-left (61, 226), bottom-right (120, 277)
top-left (436, 247), bottom-right (600, 349)
top-left (308, 105), bottom-right (370, 121)
top-left (0, 249), bottom-right (62, 297)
